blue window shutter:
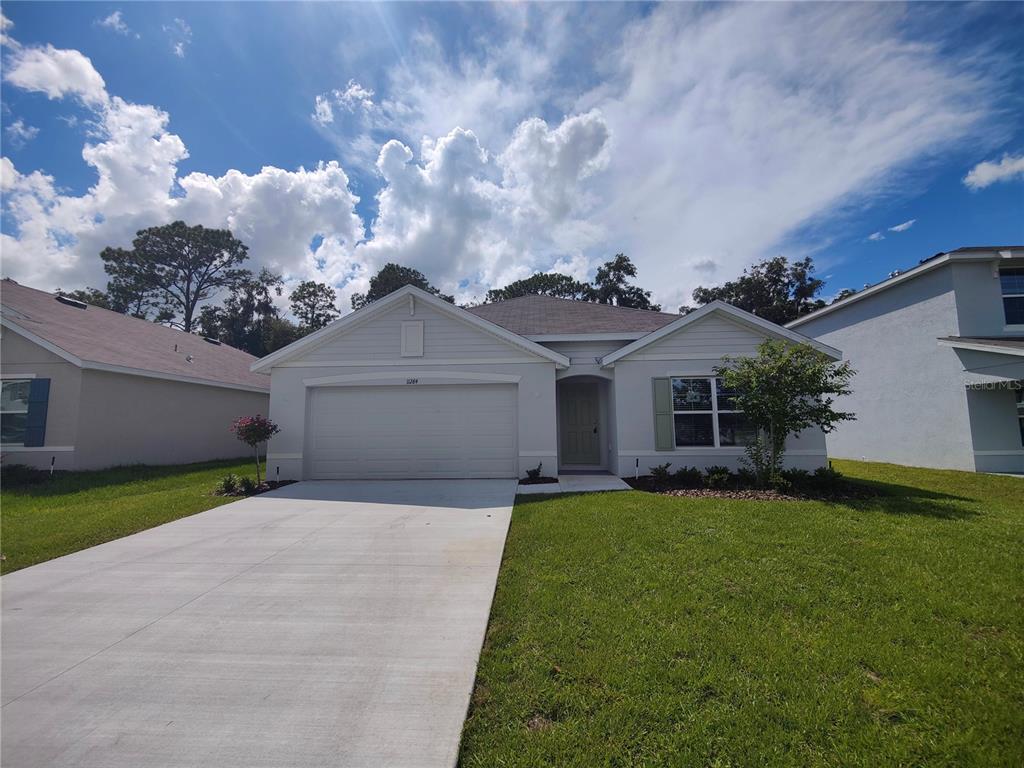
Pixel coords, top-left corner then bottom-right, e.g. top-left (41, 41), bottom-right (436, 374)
top-left (23, 378), bottom-right (50, 447)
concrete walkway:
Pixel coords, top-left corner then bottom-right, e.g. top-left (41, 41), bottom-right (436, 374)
top-left (517, 474), bottom-right (632, 495)
top-left (1, 479), bottom-right (516, 768)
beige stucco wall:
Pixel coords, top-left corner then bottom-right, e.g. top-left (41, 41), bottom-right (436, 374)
top-left (74, 370), bottom-right (269, 469)
top-left (2, 329), bottom-right (270, 470)
top-left (1, 330), bottom-right (83, 470)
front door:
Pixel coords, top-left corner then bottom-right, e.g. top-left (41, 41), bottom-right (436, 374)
top-left (560, 382), bottom-right (601, 465)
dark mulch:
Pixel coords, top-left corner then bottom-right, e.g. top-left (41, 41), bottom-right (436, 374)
top-left (519, 477), bottom-right (559, 486)
top-left (218, 479), bottom-right (298, 498)
top-left (624, 476), bottom-right (880, 501)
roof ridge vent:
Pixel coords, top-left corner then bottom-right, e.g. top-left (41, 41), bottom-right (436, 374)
top-left (202, 336), bottom-right (222, 345)
top-left (55, 294), bottom-right (88, 309)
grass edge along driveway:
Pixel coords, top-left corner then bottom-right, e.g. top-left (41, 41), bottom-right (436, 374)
top-left (1, 458), bottom-right (253, 575)
top-left (459, 460), bottom-right (1024, 767)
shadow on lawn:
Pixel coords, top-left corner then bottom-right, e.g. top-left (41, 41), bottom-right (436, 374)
top-left (0, 458), bottom-right (253, 498)
top-left (836, 479), bottom-right (976, 520)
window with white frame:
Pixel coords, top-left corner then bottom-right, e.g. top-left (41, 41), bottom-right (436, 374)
top-left (671, 377), bottom-right (758, 448)
top-left (1, 379), bottom-right (32, 445)
top-left (1000, 268), bottom-right (1024, 326)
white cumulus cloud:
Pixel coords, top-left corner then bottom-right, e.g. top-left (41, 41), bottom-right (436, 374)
top-left (3, 42), bottom-right (108, 106)
top-left (963, 153), bottom-right (1024, 190)
top-left (4, 118), bottom-right (39, 148)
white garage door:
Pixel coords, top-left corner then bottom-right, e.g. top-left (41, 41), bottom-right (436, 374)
top-left (306, 384), bottom-right (518, 479)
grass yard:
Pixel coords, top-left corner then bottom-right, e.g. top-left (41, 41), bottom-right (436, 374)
top-left (0, 458), bottom-right (253, 574)
top-left (460, 461), bottom-right (1024, 767)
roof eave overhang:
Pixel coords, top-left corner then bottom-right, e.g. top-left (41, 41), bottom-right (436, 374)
top-left (788, 248), bottom-right (1024, 329)
top-left (938, 338), bottom-right (1024, 358)
top-left (1, 316), bottom-right (270, 393)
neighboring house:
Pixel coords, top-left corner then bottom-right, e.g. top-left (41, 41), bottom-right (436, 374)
top-left (788, 246), bottom-right (1024, 474)
top-left (254, 286), bottom-right (841, 480)
top-left (1, 279), bottom-right (270, 471)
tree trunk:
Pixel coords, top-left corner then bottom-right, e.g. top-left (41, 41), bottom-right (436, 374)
top-left (254, 444), bottom-right (261, 484)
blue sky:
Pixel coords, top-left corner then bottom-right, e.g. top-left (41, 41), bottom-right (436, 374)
top-left (2, 2), bottom-right (1022, 312)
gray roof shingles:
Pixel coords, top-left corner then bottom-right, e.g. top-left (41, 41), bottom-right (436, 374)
top-left (1, 280), bottom-right (269, 391)
top-left (466, 294), bottom-right (679, 335)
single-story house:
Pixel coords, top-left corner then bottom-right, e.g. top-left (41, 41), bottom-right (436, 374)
top-left (254, 285), bottom-right (842, 480)
top-left (788, 245), bottom-right (1024, 473)
top-left (1, 279), bottom-right (270, 471)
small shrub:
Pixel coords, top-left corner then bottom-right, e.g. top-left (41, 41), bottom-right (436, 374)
top-left (734, 468), bottom-right (758, 488)
top-left (216, 473), bottom-right (239, 495)
top-left (0, 463), bottom-right (50, 486)
top-left (650, 462), bottom-right (673, 486)
top-left (704, 465), bottom-right (733, 490)
top-left (238, 476), bottom-right (258, 495)
top-left (672, 465), bottom-right (703, 488)
top-left (781, 468), bottom-right (811, 489)
top-left (526, 462), bottom-right (543, 481)
top-left (811, 466), bottom-right (844, 490)
top-left (771, 475), bottom-right (793, 494)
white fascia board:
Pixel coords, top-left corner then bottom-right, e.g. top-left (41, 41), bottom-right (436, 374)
top-left (82, 361), bottom-right (270, 393)
top-left (599, 301), bottom-right (842, 367)
top-left (1, 317), bottom-right (269, 393)
top-left (937, 338), bottom-right (1024, 358)
top-left (251, 285), bottom-right (570, 371)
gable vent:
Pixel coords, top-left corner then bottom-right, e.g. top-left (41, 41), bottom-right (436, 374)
top-left (55, 295), bottom-right (87, 309)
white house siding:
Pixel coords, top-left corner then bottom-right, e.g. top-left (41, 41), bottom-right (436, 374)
top-left (266, 300), bottom-right (558, 480)
top-left (795, 264), bottom-right (978, 470)
top-left (74, 370), bottom-right (268, 470)
top-left (608, 314), bottom-right (828, 476)
top-left (0, 331), bottom-right (82, 470)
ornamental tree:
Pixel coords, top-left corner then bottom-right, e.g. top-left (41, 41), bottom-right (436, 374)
top-left (231, 415), bottom-right (281, 484)
top-left (714, 339), bottom-right (855, 487)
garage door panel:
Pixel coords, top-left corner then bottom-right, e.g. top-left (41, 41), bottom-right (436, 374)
top-left (307, 384), bottom-right (517, 479)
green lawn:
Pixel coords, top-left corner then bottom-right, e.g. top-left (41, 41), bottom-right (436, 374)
top-left (0, 458), bottom-right (253, 574)
top-left (460, 461), bottom-right (1024, 767)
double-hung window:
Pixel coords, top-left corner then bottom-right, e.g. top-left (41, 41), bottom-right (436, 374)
top-left (671, 377), bottom-right (757, 448)
top-left (1000, 268), bottom-right (1024, 326)
top-left (1, 379), bottom-right (33, 445)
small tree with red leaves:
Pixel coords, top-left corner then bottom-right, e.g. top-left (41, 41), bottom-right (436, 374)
top-left (231, 415), bottom-right (280, 484)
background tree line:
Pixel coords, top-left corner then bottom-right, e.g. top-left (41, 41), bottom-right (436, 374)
top-left (63, 220), bottom-right (854, 356)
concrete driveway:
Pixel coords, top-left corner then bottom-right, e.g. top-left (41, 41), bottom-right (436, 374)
top-left (1, 479), bottom-right (516, 768)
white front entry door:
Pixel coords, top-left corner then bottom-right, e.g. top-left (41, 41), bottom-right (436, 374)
top-left (306, 384), bottom-right (517, 479)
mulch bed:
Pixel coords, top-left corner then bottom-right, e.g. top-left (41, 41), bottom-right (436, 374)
top-left (519, 477), bottom-right (559, 486)
top-left (218, 479), bottom-right (298, 498)
top-left (624, 476), bottom-right (880, 501)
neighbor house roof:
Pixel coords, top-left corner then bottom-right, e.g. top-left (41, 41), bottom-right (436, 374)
top-left (0, 279), bottom-right (269, 392)
top-left (937, 336), bottom-right (1024, 357)
top-left (466, 294), bottom-right (680, 336)
top-left (788, 245), bottom-right (1024, 329)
